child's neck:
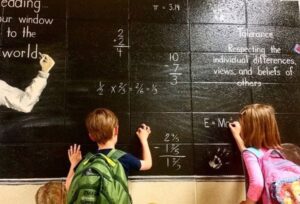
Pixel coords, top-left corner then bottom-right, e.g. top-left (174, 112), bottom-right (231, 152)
top-left (97, 140), bottom-right (116, 150)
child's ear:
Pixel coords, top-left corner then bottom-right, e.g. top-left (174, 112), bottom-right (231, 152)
top-left (88, 133), bottom-right (96, 142)
top-left (114, 126), bottom-right (119, 136)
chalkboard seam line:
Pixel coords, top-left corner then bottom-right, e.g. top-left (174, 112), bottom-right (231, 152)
top-left (246, 24), bottom-right (298, 28)
top-left (152, 143), bottom-right (231, 145)
top-left (0, 177), bottom-right (66, 185)
top-left (0, 176), bottom-right (245, 184)
top-left (191, 82), bottom-right (238, 84)
top-left (190, 112), bottom-right (239, 114)
top-left (159, 155), bottom-right (186, 158)
top-left (129, 175), bottom-right (245, 181)
top-left (193, 143), bottom-right (232, 145)
top-left (130, 112), bottom-right (300, 115)
top-left (190, 22), bottom-right (246, 26)
top-left (128, 112), bottom-right (239, 114)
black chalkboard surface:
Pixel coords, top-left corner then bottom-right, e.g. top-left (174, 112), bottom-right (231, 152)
top-left (0, 0), bottom-right (299, 179)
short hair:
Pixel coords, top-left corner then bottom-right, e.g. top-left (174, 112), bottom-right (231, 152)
top-left (35, 181), bottom-right (66, 204)
top-left (85, 108), bottom-right (119, 144)
top-left (239, 103), bottom-right (281, 149)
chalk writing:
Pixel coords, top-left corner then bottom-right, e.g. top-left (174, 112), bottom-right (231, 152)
top-left (227, 44), bottom-right (266, 53)
top-left (159, 133), bottom-right (186, 171)
top-left (208, 26), bottom-right (299, 87)
top-left (153, 3), bottom-right (181, 12)
top-left (0, 0), bottom-right (54, 59)
top-left (0, 0), bottom-right (41, 13)
top-left (96, 81), bottom-right (158, 95)
top-left (213, 55), bottom-right (249, 64)
top-left (168, 52), bottom-right (182, 85)
top-left (113, 28), bottom-right (129, 58)
top-left (0, 43), bottom-right (39, 58)
top-left (18, 15), bottom-right (54, 25)
top-left (238, 28), bottom-right (274, 39)
top-left (204, 117), bottom-right (233, 128)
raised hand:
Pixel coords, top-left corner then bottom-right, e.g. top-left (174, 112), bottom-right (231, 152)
top-left (68, 144), bottom-right (82, 168)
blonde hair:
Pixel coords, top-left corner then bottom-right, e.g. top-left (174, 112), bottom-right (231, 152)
top-left (85, 108), bottom-right (119, 144)
top-left (239, 103), bottom-right (281, 149)
top-left (35, 181), bottom-right (66, 204)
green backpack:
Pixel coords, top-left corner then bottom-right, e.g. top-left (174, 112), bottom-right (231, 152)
top-left (67, 149), bottom-right (132, 204)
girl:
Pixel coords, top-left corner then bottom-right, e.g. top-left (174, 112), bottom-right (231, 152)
top-left (229, 103), bottom-right (281, 204)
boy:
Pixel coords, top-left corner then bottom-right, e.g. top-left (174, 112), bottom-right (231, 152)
top-left (0, 53), bottom-right (55, 113)
top-left (65, 107), bottom-right (152, 191)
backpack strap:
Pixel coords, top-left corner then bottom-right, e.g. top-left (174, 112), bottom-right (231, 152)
top-left (107, 149), bottom-right (126, 160)
top-left (245, 148), bottom-right (285, 159)
top-left (265, 149), bottom-right (286, 161)
top-left (244, 147), bottom-right (264, 158)
top-left (242, 148), bottom-right (265, 203)
top-left (82, 152), bottom-right (96, 165)
top-left (96, 149), bottom-right (126, 168)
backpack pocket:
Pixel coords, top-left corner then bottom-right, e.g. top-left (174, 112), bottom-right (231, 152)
top-left (272, 177), bottom-right (300, 204)
top-left (68, 167), bottom-right (113, 204)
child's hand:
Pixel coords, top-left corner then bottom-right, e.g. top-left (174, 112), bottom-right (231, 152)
top-left (136, 123), bottom-right (151, 142)
top-left (39, 53), bottom-right (55, 73)
top-left (68, 144), bottom-right (82, 168)
top-left (229, 121), bottom-right (241, 138)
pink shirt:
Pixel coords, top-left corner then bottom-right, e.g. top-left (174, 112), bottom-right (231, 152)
top-left (243, 148), bottom-right (268, 202)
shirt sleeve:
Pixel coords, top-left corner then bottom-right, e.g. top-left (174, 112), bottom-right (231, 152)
top-left (242, 151), bottom-right (264, 202)
top-left (119, 153), bottom-right (142, 176)
top-left (0, 71), bottom-right (49, 113)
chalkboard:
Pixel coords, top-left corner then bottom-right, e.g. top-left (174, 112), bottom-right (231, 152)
top-left (0, 0), bottom-right (299, 179)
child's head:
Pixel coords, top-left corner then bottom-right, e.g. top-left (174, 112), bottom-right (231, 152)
top-left (239, 103), bottom-right (281, 149)
top-left (35, 181), bottom-right (66, 204)
top-left (85, 108), bottom-right (119, 144)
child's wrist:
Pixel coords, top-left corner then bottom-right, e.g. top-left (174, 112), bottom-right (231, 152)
top-left (233, 133), bottom-right (241, 138)
top-left (70, 164), bottom-right (77, 169)
top-left (140, 138), bottom-right (149, 144)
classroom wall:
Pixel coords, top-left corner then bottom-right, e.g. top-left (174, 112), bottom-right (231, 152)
top-left (0, 180), bottom-right (245, 204)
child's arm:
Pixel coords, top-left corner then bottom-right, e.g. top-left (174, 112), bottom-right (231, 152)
top-left (136, 123), bottom-right (152, 170)
top-left (229, 121), bottom-right (246, 152)
top-left (65, 144), bottom-right (82, 191)
top-left (242, 151), bottom-right (264, 204)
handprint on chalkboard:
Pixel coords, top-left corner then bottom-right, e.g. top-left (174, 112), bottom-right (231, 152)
top-left (208, 147), bottom-right (231, 170)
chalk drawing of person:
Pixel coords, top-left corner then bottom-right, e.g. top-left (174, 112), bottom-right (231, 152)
top-left (0, 53), bottom-right (55, 113)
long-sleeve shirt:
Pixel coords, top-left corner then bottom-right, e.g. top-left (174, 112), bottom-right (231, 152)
top-left (243, 148), bottom-right (268, 203)
top-left (0, 71), bottom-right (49, 113)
